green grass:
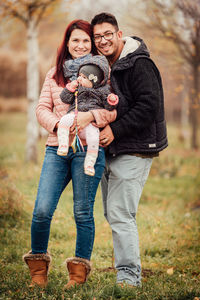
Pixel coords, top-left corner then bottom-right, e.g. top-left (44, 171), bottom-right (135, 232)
top-left (0, 112), bottom-right (200, 299)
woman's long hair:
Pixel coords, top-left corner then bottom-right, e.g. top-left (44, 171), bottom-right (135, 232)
top-left (53, 19), bottom-right (97, 87)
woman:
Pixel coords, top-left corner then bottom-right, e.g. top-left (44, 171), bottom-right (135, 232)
top-left (23, 20), bottom-right (116, 289)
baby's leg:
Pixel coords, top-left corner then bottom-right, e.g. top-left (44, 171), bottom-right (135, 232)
top-left (57, 113), bottom-right (75, 156)
top-left (82, 123), bottom-right (99, 176)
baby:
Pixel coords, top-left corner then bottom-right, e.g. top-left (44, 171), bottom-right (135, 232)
top-left (57, 55), bottom-right (118, 176)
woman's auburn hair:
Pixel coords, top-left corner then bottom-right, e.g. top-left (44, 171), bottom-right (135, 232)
top-left (53, 19), bottom-right (98, 87)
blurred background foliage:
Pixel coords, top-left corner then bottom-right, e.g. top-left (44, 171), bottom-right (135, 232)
top-left (0, 1), bottom-right (200, 298)
top-left (0, 0), bottom-right (200, 149)
top-left (0, 0), bottom-right (199, 135)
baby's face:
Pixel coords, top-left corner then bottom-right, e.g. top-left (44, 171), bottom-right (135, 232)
top-left (77, 73), bottom-right (93, 88)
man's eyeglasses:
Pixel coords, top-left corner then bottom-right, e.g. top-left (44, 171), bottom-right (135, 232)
top-left (93, 31), bottom-right (117, 43)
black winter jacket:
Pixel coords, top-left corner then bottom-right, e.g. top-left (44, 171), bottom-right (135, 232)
top-left (108, 36), bottom-right (168, 157)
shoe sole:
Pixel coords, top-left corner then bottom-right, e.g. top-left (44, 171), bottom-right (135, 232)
top-left (84, 169), bottom-right (95, 176)
top-left (57, 151), bottom-right (68, 156)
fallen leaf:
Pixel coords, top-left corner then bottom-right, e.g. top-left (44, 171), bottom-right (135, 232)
top-left (167, 267), bottom-right (174, 275)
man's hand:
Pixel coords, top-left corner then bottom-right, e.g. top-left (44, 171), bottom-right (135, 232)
top-left (99, 125), bottom-right (114, 147)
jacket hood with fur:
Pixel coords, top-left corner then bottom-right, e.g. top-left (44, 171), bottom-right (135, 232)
top-left (113, 36), bottom-right (150, 70)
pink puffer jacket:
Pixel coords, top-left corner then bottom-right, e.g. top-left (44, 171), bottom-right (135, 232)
top-left (36, 67), bottom-right (117, 146)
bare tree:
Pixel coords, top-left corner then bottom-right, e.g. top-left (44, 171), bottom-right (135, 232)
top-left (70, 0), bottom-right (128, 30)
top-left (0, 0), bottom-right (62, 162)
top-left (144, 0), bottom-right (200, 149)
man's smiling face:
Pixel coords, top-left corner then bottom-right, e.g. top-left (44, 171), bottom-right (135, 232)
top-left (93, 22), bottom-right (123, 63)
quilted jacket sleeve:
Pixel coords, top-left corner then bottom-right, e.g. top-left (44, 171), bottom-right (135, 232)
top-left (36, 69), bottom-right (60, 133)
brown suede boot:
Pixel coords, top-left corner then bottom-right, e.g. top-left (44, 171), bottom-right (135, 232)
top-left (64, 257), bottom-right (92, 289)
top-left (23, 251), bottom-right (51, 288)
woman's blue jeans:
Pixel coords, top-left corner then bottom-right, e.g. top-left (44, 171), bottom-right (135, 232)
top-left (31, 146), bottom-right (105, 260)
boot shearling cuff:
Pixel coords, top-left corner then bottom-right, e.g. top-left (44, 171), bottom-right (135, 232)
top-left (23, 250), bottom-right (52, 264)
top-left (65, 257), bottom-right (92, 279)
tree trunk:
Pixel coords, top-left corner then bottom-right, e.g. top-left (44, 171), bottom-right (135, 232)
top-left (26, 19), bottom-right (39, 162)
top-left (190, 64), bottom-right (199, 150)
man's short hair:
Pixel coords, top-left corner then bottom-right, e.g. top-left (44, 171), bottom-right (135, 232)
top-left (91, 12), bottom-right (119, 31)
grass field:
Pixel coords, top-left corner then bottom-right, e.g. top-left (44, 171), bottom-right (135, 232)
top-left (0, 112), bottom-right (200, 300)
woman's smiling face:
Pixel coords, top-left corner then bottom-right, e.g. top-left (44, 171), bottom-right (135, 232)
top-left (67, 29), bottom-right (92, 59)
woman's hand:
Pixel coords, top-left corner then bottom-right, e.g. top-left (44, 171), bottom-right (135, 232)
top-left (70, 111), bottom-right (94, 134)
top-left (90, 109), bottom-right (117, 128)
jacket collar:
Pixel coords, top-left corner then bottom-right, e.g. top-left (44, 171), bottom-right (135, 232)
top-left (111, 36), bottom-right (150, 71)
top-left (119, 37), bottom-right (140, 60)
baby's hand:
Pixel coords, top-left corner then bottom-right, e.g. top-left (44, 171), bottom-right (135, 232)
top-left (66, 80), bottom-right (79, 92)
top-left (70, 80), bottom-right (79, 89)
top-left (107, 93), bottom-right (119, 106)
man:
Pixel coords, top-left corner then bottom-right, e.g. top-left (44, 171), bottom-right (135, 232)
top-left (91, 13), bottom-right (168, 287)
